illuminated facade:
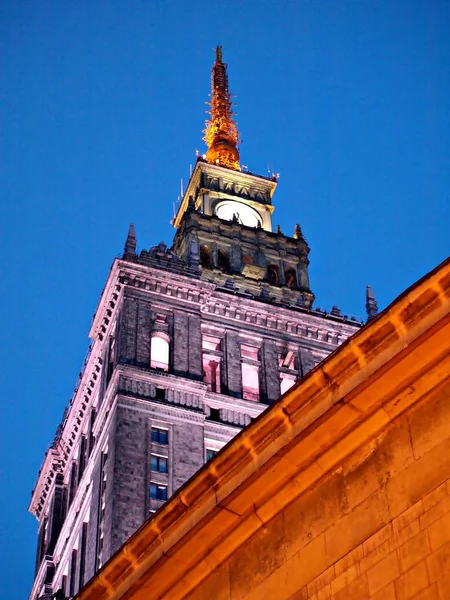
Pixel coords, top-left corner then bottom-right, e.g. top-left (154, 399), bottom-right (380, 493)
top-left (29, 49), bottom-right (361, 599)
top-left (77, 257), bottom-right (450, 600)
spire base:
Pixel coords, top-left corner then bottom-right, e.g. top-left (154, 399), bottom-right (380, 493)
top-left (205, 140), bottom-right (240, 171)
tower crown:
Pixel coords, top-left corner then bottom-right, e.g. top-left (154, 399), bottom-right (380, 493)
top-left (204, 46), bottom-right (240, 171)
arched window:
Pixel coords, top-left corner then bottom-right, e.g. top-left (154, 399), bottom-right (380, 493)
top-left (268, 265), bottom-right (279, 285)
top-left (285, 268), bottom-right (297, 289)
top-left (218, 249), bottom-right (230, 273)
top-left (200, 245), bottom-right (212, 269)
top-left (150, 333), bottom-right (170, 372)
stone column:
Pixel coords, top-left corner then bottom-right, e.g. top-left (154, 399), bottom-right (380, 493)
top-left (118, 296), bottom-right (138, 364)
top-left (262, 340), bottom-right (281, 404)
top-left (135, 301), bottom-right (152, 367)
top-left (224, 332), bottom-right (242, 397)
top-left (188, 315), bottom-right (202, 380)
top-left (231, 243), bottom-right (242, 273)
top-left (173, 311), bottom-right (189, 376)
top-left (298, 257), bottom-right (310, 290)
top-left (85, 458), bottom-right (101, 582)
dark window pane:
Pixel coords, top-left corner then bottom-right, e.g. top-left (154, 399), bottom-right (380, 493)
top-left (206, 449), bottom-right (217, 461)
top-left (150, 455), bottom-right (168, 473)
top-left (150, 483), bottom-right (167, 501)
top-left (151, 428), bottom-right (168, 445)
top-left (157, 485), bottom-right (167, 501)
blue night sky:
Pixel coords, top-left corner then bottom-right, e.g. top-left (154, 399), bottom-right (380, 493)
top-left (1, 1), bottom-right (449, 596)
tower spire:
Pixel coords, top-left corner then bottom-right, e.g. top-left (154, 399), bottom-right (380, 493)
top-left (366, 284), bottom-right (378, 321)
top-left (123, 223), bottom-right (137, 260)
top-left (204, 46), bottom-right (240, 171)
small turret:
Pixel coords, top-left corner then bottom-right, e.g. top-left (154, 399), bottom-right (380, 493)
top-left (123, 223), bottom-right (137, 260)
top-left (366, 284), bottom-right (378, 321)
top-left (293, 224), bottom-right (304, 240)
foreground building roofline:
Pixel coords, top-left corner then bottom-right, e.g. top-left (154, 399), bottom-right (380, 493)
top-left (76, 256), bottom-right (450, 600)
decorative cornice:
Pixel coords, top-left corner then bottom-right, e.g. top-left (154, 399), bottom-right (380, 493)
top-left (174, 160), bottom-right (277, 228)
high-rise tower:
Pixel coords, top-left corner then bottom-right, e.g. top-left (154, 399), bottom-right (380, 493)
top-left (29, 49), bottom-right (361, 600)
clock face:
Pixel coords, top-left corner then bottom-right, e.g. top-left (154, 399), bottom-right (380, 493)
top-left (215, 200), bottom-right (262, 228)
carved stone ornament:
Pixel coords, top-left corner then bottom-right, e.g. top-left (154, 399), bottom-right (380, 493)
top-left (241, 264), bottom-right (266, 280)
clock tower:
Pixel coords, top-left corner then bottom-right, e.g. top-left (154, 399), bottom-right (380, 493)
top-left (173, 47), bottom-right (314, 307)
top-left (29, 47), bottom-right (361, 600)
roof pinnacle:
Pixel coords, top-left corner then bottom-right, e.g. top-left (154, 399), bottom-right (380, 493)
top-left (203, 46), bottom-right (240, 171)
top-left (365, 284), bottom-right (378, 321)
top-left (123, 223), bottom-right (137, 260)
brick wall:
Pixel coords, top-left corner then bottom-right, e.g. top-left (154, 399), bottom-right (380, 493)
top-left (186, 378), bottom-right (450, 600)
top-left (111, 404), bottom-right (148, 554)
top-left (171, 420), bottom-right (205, 494)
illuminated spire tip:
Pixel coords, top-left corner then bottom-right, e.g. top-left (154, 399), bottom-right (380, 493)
top-left (203, 47), bottom-right (240, 171)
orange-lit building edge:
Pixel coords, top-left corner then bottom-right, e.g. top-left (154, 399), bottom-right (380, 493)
top-left (76, 256), bottom-right (450, 600)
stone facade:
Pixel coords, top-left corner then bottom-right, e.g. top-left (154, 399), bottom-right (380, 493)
top-left (28, 157), bottom-right (361, 600)
top-left (75, 257), bottom-right (450, 600)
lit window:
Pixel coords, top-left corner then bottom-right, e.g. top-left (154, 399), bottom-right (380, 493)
top-left (241, 344), bottom-right (260, 401)
top-left (150, 334), bottom-right (169, 371)
top-left (202, 335), bottom-right (223, 393)
top-left (242, 363), bottom-right (260, 401)
top-left (150, 455), bottom-right (168, 473)
top-left (280, 374), bottom-right (296, 395)
top-left (150, 483), bottom-right (168, 501)
top-left (203, 358), bottom-right (221, 393)
top-left (151, 428), bottom-right (168, 445)
top-left (279, 349), bottom-right (298, 395)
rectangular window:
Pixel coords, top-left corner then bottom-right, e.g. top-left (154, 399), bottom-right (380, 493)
top-left (151, 428), bottom-right (168, 445)
top-left (279, 348), bottom-right (299, 395)
top-left (149, 483), bottom-right (168, 501)
top-left (202, 334), bottom-right (223, 393)
top-left (150, 455), bottom-right (168, 473)
top-left (155, 387), bottom-right (165, 400)
top-left (202, 357), bottom-right (221, 393)
top-left (206, 449), bottom-right (217, 461)
top-left (241, 362), bottom-right (260, 401)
